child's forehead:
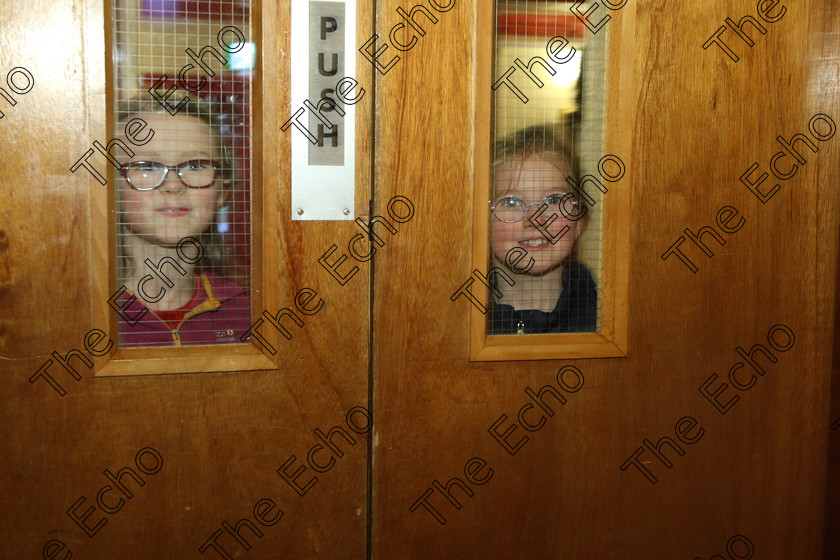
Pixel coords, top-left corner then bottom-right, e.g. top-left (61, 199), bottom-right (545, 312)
top-left (118, 112), bottom-right (219, 155)
top-left (495, 152), bottom-right (570, 192)
top-left (124, 111), bottom-right (211, 133)
top-left (497, 151), bottom-right (569, 171)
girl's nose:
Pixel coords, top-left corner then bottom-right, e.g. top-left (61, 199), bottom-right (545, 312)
top-left (522, 202), bottom-right (543, 226)
top-left (159, 168), bottom-right (185, 192)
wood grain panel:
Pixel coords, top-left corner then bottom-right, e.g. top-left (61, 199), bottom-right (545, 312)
top-left (0, 0), bottom-right (372, 557)
top-left (372, 1), bottom-right (840, 558)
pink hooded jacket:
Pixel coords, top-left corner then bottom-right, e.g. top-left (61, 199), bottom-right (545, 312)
top-left (116, 272), bottom-right (251, 347)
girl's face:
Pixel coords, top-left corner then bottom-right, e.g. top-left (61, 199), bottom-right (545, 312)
top-left (491, 153), bottom-right (583, 275)
top-left (118, 112), bottom-right (225, 247)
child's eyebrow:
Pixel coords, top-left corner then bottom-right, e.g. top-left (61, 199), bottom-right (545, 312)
top-left (129, 151), bottom-right (215, 160)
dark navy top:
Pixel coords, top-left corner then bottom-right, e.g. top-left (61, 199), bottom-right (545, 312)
top-left (488, 260), bottom-right (598, 335)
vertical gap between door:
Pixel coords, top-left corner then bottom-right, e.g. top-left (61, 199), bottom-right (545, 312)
top-left (365, 0), bottom-right (378, 558)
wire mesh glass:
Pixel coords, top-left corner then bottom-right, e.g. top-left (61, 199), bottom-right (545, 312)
top-left (112, 0), bottom-right (254, 347)
top-left (488, 0), bottom-right (603, 335)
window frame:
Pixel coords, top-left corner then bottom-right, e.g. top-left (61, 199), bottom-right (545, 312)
top-left (470, 3), bottom-right (630, 362)
top-left (89, 0), bottom-right (281, 377)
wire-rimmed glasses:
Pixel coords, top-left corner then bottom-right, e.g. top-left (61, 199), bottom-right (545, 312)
top-left (120, 159), bottom-right (223, 191)
top-left (490, 192), bottom-right (580, 222)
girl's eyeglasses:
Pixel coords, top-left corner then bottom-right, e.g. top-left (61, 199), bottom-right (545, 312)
top-left (490, 192), bottom-right (580, 223)
top-left (121, 159), bottom-right (223, 191)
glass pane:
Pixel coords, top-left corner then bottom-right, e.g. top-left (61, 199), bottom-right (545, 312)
top-left (488, 0), bottom-right (603, 335)
top-left (111, 0), bottom-right (254, 347)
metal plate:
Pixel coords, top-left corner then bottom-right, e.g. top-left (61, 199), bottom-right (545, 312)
top-left (290, 0), bottom-right (357, 220)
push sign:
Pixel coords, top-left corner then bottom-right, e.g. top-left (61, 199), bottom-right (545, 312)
top-left (290, 0), bottom-right (357, 220)
top-left (309, 5), bottom-right (345, 165)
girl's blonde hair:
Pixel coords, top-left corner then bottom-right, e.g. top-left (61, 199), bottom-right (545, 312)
top-left (116, 97), bottom-right (237, 280)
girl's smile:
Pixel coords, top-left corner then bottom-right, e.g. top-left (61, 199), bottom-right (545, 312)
top-left (155, 206), bottom-right (192, 217)
top-left (518, 237), bottom-right (553, 249)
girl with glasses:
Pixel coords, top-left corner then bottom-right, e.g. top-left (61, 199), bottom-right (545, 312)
top-left (488, 124), bottom-right (597, 335)
top-left (113, 97), bottom-right (250, 347)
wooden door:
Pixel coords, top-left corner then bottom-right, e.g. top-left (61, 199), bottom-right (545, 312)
top-left (0, 0), bottom-right (372, 558)
top-left (3, 0), bottom-right (840, 559)
top-left (371, 1), bottom-right (840, 559)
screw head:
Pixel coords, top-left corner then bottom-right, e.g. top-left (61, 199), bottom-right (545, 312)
top-left (343, 208), bottom-right (350, 215)
top-left (297, 208), bottom-right (304, 215)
